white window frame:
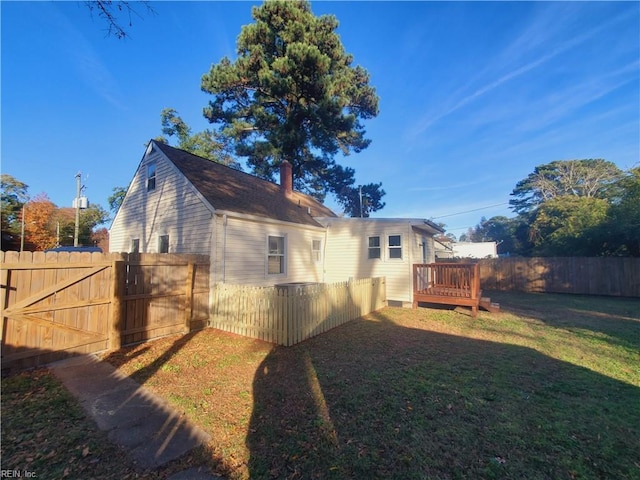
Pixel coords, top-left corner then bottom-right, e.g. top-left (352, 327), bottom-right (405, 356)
top-left (147, 162), bottom-right (157, 192)
top-left (368, 235), bottom-right (381, 260)
top-left (387, 234), bottom-right (403, 260)
top-left (267, 234), bottom-right (286, 275)
top-left (158, 234), bottom-right (169, 254)
top-left (311, 239), bottom-right (322, 263)
top-left (130, 238), bottom-right (140, 254)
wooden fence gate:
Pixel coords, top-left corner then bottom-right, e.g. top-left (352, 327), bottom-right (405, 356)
top-left (1, 251), bottom-right (209, 371)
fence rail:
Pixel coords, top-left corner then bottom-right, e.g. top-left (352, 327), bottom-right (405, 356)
top-left (478, 257), bottom-right (640, 297)
top-left (210, 278), bottom-right (387, 346)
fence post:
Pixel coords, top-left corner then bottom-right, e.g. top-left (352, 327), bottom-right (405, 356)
top-left (109, 260), bottom-right (125, 351)
top-left (184, 262), bottom-right (195, 333)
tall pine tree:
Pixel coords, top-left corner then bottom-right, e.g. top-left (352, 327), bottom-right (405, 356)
top-left (201, 0), bottom-right (384, 215)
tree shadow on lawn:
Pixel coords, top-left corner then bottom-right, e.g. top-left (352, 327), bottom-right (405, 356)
top-left (487, 291), bottom-right (640, 352)
top-left (246, 311), bottom-right (640, 480)
top-left (104, 330), bottom-right (206, 385)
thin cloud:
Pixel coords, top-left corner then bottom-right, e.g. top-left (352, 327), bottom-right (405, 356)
top-left (51, 4), bottom-right (126, 110)
top-left (408, 6), bottom-right (635, 139)
top-left (408, 178), bottom-right (488, 192)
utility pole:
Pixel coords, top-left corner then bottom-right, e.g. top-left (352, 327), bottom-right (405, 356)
top-left (359, 185), bottom-right (363, 218)
top-left (20, 205), bottom-right (25, 252)
top-left (74, 172), bottom-right (81, 247)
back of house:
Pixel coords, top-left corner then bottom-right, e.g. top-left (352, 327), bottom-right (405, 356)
top-left (109, 141), bottom-right (337, 286)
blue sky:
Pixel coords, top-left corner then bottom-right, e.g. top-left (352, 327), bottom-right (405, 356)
top-left (2, 1), bottom-right (638, 237)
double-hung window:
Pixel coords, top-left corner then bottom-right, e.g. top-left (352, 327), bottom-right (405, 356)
top-left (158, 234), bottom-right (169, 254)
top-left (388, 234), bottom-right (402, 259)
top-left (147, 162), bottom-right (157, 192)
top-left (268, 235), bottom-right (285, 274)
top-left (311, 239), bottom-right (322, 263)
top-left (368, 236), bottom-right (381, 259)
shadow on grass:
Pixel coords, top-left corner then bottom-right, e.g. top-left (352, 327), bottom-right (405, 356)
top-left (103, 330), bottom-right (206, 385)
top-left (247, 310), bottom-right (640, 479)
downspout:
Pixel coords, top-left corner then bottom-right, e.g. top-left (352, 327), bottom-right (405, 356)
top-left (322, 223), bottom-right (329, 283)
top-left (408, 222), bottom-right (413, 305)
top-left (222, 214), bottom-right (228, 283)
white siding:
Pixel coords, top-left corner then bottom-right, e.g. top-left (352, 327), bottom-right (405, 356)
top-left (319, 218), bottom-right (439, 304)
top-left (110, 144), bottom-right (439, 299)
top-left (320, 219), bottom-right (412, 303)
top-left (213, 214), bottom-right (325, 286)
top-left (110, 146), bottom-right (214, 256)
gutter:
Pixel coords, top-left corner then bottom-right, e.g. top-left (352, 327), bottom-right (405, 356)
top-left (215, 209), bottom-right (327, 232)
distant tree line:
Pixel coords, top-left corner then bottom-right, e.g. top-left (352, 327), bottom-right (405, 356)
top-left (1, 174), bottom-right (110, 251)
top-left (459, 160), bottom-right (640, 257)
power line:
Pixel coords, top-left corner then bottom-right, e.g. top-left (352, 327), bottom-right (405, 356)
top-left (432, 202), bottom-right (509, 220)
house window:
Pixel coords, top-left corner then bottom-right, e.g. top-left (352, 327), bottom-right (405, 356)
top-left (268, 235), bottom-right (285, 274)
top-left (312, 239), bottom-right (321, 263)
top-left (147, 162), bottom-right (156, 192)
top-left (368, 236), bottom-right (381, 259)
top-left (158, 235), bottom-right (169, 254)
top-left (388, 234), bottom-right (402, 259)
top-left (131, 238), bottom-right (140, 254)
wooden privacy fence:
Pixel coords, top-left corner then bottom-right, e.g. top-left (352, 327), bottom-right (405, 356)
top-left (119, 253), bottom-right (210, 345)
top-left (1, 251), bottom-right (209, 370)
top-left (478, 257), bottom-right (640, 297)
top-left (210, 278), bottom-right (387, 346)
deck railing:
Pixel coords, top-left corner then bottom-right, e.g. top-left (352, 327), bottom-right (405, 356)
top-left (413, 263), bottom-right (481, 315)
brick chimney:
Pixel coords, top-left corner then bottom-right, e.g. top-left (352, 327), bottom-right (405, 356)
top-left (280, 160), bottom-right (293, 197)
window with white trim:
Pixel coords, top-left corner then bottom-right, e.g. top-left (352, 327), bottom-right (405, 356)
top-left (388, 234), bottom-right (402, 259)
top-left (131, 238), bottom-right (140, 254)
top-left (268, 235), bottom-right (285, 274)
top-left (368, 236), bottom-right (381, 259)
top-left (312, 239), bottom-right (322, 263)
top-left (147, 162), bottom-right (157, 192)
top-left (158, 234), bottom-right (169, 254)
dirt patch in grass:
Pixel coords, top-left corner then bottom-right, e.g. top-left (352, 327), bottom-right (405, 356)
top-left (3, 292), bottom-right (640, 479)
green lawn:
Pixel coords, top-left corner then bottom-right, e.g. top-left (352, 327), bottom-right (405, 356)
top-left (2, 291), bottom-right (639, 479)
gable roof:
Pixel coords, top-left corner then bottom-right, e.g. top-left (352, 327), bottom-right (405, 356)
top-left (152, 141), bottom-right (337, 227)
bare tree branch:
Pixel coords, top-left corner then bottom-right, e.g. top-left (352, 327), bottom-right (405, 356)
top-left (83, 1), bottom-right (156, 39)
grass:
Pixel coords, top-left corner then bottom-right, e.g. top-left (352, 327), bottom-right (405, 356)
top-left (2, 291), bottom-right (639, 479)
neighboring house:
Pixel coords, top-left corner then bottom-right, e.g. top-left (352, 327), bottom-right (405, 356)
top-left (110, 141), bottom-right (443, 304)
top-left (435, 241), bottom-right (498, 259)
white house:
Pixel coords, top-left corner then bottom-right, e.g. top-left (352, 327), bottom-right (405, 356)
top-left (110, 141), bottom-right (444, 304)
top-left (317, 217), bottom-right (442, 304)
top-left (435, 241), bottom-right (498, 259)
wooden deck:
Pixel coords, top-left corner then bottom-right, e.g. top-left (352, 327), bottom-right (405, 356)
top-left (413, 263), bottom-right (499, 317)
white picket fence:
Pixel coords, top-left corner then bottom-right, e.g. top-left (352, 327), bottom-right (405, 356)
top-left (210, 278), bottom-right (386, 346)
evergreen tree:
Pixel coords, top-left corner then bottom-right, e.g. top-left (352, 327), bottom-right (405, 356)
top-left (1, 174), bottom-right (29, 235)
top-left (201, 0), bottom-right (384, 213)
top-left (155, 108), bottom-right (240, 169)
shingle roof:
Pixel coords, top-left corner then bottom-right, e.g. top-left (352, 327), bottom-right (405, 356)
top-left (153, 141), bottom-right (337, 227)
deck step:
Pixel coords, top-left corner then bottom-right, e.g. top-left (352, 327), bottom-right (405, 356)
top-left (480, 298), bottom-right (501, 313)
